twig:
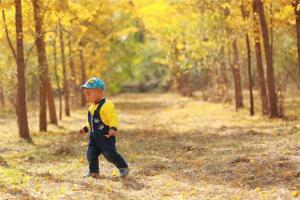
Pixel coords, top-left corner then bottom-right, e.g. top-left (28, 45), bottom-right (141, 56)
top-left (1, 9), bottom-right (16, 59)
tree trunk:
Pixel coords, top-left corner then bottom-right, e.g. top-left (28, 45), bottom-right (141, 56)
top-left (253, 3), bottom-right (268, 115)
top-left (54, 25), bottom-right (62, 120)
top-left (170, 39), bottom-right (180, 93)
top-left (245, 34), bottom-right (254, 116)
top-left (0, 84), bottom-right (5, 107)
top-left (79, 48), bottom-right (87, 106)
top-left (178, 37), bottom-right (193, 96)
top-left (230, 39), bottom-right (244, 110)
top-left (277, 73), bottom-right (288, 118)
top-left (15, 0), bottom-right (31, 140)
top-left (67, 33), bottom-right (77, 105)
top-left (294, 0), bottom-right (300, 84)
top-left (219, 46), bottom-right (228, 101)
top-left (59, 22), bottom-right (70, 116)
top-left (254, 0), bottom-right (278, 118)
top-left (46, 78), bottom-right (58, 124)
top-left (241, 5), bottom-right (254, 115)
top-left (200, 68), bottom-right (209, 101)
top-left (32, 0), bottom-right (58, 128)
top-left (178, 71), bottom-right (193, 97)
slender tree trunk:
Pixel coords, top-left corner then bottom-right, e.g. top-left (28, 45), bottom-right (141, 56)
top-left (245, 34), bottom-right (254, 115)
top-left (32, 0), bottom-right (58, 129)
top-left (270, 1), bottom-right (273, 59)
top-left (79, 48), bottom-right (87, 106)
top-left (178, 71), bottom-right (192, 96)
top-left (39, 81), bottom-right (47, 130)
top-left (0, 84), bottom-right (5, 107)
top-left (293, 0), bottom-right (300, 83)
top-left (15, 0), bottom-right (31, 140)
top-left (178, 38), bottom-right (192, 96)
top-left (54, 25), bottom-right (62, 120)
top-left (200, 68), bottom-right (209, 101)
top-left (231, 39), bottom-right (244, 110)
top-left (46, 77), bottom-right (58, 124)
top-left (67, 33), bottom-right (77, 105)
top-left (241, 5), bottom-right (254, 115)
top-left (59, 22), bottom-right (70, 116)
top-left (254, 0), bottom-right (278, 118)
top-left (219, 46), bottom-right (228, 101)
top-left (171, 39), bottom-right (180, 93)
top-left (253, 5), bottom-right (268, 115)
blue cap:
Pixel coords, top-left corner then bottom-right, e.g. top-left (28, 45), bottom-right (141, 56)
top-left (81, 77), bottom-right (105, 90)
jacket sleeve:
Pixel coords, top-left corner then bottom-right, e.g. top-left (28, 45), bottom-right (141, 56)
top-left (84, 122), bottom-right (91, 133)
top-left (102, 101), bottom-right (119, 129)
top-left (83, 106), bottom-right (93, 133)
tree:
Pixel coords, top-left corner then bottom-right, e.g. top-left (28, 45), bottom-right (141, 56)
top-left (79, 47), bottom-right (86, 106)
top-left (32, 0), bottom-right (58, 131)
top-left (67, 31), bottom-right (77, 104)
top-left (59, 22), bottom-right (70, 116)
top-left (253, 0), bottom-right (278, 118)
top-left (219, 46), bottom-right (229, 102)
top-left (241, 4), bottom-right (254, 116)
top-left (293, 0), bottom-right (300, 84)
top-left (0, 84), bottom-right (4, 107)
top-left (223, 3), bottom-right (244, 110)
top-left (15, 0), bottom-right (31, 140)
top-left (231, 39), bottom-right (244, 110)
top-left (53, 24), bottom-right (62, 120)
top-left (253, 1), bottom-right (268, 115)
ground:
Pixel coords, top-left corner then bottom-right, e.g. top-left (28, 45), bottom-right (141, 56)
top-left (0, 92), bottom-right (300, 200)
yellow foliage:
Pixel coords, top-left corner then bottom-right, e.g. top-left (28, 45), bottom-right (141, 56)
top-left (291, 191), bottom-right (300, 198)
top-left (0, 1), bottom-right (14, 9)
top-left (112, 169), bottom-right (118, 177)
top-left (176, 43), bottom-right (184, 50)
top-left (113, 26), bottom-right (139, 39)
top-left (104, 184), bottom-right (113, 192)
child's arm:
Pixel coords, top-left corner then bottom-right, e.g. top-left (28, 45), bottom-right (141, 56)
top-left (102, 101), bottom-right (119, 137)
top-left (79, 122), bottom-right (90, 135)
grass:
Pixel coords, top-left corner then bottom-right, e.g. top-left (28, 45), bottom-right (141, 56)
top-left (0, 92), bottom-right (299, 199)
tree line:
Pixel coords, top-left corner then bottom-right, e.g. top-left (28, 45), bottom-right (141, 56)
top-left (0, 0), bottom-right (300, 141)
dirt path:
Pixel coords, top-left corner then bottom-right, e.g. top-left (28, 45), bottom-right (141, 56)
top-left (0, 93), bottom-right (299, 199)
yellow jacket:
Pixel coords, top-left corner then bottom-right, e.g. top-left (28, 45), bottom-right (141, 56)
top-left (86, 99), bottom-right (119, 132)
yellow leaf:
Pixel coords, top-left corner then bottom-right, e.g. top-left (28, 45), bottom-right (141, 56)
top-left (178, 55), bottom-right (186, 61)
top-left (112, 169), bottom-right (118, 177)
top-left (0, 2), bottom-right (14, 10)
top-left (291, 191), bottom-right (300, 198)
top-left (104, 184), bottom-right (113, 192)
top-left (176, 43), bottom-right (184, 50)
top-left (255, 187), bottom-right (261, 192)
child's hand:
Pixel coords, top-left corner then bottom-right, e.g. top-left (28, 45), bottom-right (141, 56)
top-left (105, 129), bottom-right (117, 138)
top-left (79, 128), bottom-right (85, 136)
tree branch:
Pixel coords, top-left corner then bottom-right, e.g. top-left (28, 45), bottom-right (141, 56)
top-left (1, 9), bottom-right (17, 59)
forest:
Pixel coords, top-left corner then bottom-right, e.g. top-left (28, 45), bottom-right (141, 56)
top-left (0, 0), bottom-right (300, 199)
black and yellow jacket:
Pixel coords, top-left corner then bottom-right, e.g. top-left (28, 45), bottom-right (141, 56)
top-left (83, 99), bottom-right (119, 133)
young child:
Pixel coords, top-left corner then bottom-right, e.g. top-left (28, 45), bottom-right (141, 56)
top-left (79, 77), bottom-right (129, 178)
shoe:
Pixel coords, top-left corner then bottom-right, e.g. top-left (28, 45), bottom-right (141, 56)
top-left (83, 172), bottom-right (100, 179)
top-left (119, 168), bottom-right (130, 178)
top-left (83, 172), bottom-right (92, 177)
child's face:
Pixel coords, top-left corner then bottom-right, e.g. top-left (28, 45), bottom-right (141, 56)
top-left (83, 88), bottom-right (103, 103)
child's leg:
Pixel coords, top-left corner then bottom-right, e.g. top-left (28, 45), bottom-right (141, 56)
top-left (97, 137), bottom-right (128, 169)
top-left (87, 138), bottom-right (101, 173)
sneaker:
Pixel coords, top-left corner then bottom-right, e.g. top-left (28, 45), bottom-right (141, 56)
top-left (83, 172), bottom-right (100, 179)
top-left (119, 168), bottom-right (130, 178)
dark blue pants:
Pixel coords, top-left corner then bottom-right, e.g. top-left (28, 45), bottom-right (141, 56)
top-left (87, 132), bottom-right (128, 173)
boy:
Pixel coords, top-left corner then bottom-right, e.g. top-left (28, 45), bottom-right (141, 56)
top-left (79, 77), bottom-right (129, 179)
